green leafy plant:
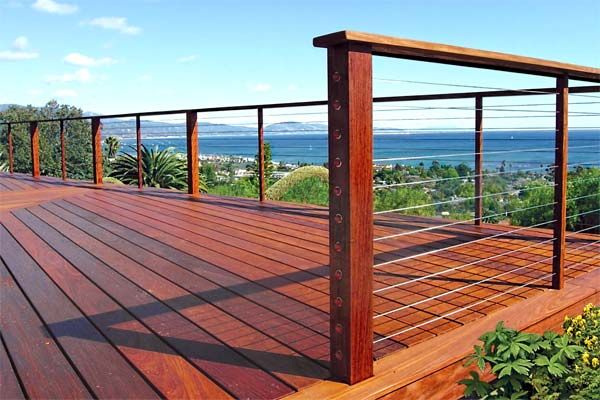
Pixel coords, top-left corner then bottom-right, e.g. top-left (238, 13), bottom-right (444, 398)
top-left (461, 304), bottom-right (600, 399)
top-left (109, 144), bottom-right (207, 192)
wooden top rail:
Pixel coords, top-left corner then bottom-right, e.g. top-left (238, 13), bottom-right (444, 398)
top-left (313, 31), bottom-right (600, 82)
top-left (1, 85), bottom-right (598, 126)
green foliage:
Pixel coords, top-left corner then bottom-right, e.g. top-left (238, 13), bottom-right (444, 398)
top-left (461, 304), bottom-right (600, 399)
top-left (247, 142), bottom-right (275, 186)
top-left (104, 136), bottom-right (121, 159)
top-left (0, 101), bottom-right (93, 179)
top-left (209, 178), bottom-right (258, 198)
top-left (266, 166), bottom-right (328, 202)
top-left (374, 186), bottom-right (435, 216)
top-left (109, 144), bottom-right (206, 191)
top-left (279, 176), bottom-right (329, 205)
top-left (508, 168), bottom-right (600, 232)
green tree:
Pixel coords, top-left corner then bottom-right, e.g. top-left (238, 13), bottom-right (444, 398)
top-left (248, 142), bottom-right (275, 186)
top-left (104, 136), bottom-right (121, 159)
top-left (0, 101), bottom-right (93, 179)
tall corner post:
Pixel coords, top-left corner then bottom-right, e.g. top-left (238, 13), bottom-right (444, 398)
top-left (29, 121), bottom-right (40, 178)
top-left (136, 115), bottom-right (143, 189)
top-left (186, 111), bottom-right (199, 196)
top-left (258, 107), bottom-right (266, 202)
top-left (7, 124), bottom-right (14, 174)
top-left (60, 120), bottom-right (67, 180)
top-left (474, 96), bottom-right (484, 225)
top-left (327, 43), bottom-right (374, 384)
top-left (91, 117), bottom-right (103, 184)
top-left (552, 76), bottom-right (569, 290)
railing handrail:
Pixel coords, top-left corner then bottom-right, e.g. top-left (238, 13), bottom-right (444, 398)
top-left (1, 85), bottom-right (598, 126)
top-left (314, 31), bottom-right (600, 82)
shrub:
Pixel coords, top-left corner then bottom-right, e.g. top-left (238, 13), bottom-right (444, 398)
top-left (460, 304), bottom-right (599, 399)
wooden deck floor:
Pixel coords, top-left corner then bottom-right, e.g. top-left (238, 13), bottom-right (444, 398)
top-left (1, 173), bottom-right (598, 399)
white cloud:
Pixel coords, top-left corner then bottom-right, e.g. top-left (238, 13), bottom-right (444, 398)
top-left (176, 55), bottom-right (197, 63)
top-left (86, 17), bottom-right (141, 35)
top-left (13, 36), bottom-right (29, 50)
top-left (64, 52), bottom-right (116, 67)
top-left (137, 73), bottom-right (152, 82)
top-left (0, 36), bottom-right (38, 61)
top-left (32, 0), bottom-right (77, 14)
top-left (54, 89), bottom-right (78, 97)
top-left (46, 68), bottom-right (91, 83)
top-left (248, 83), bottom-right (272, 92)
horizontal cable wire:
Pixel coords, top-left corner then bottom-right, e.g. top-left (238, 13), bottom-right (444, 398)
top-left (374, 202), bottom-right (557, 242)
top-left (373, 218), bottom-right (557, 268)
top-left (374, 235), bottom-right (557, 294)
top-left (374, 254), bottom-right (555, 319)
top-left (374, 183), bottom-right (556, 215)
top-left (568, 193), bottom-right (600, 202)
top-left (373, 270), bottom-right (556, 344)
top-left (566, 224), bottom-right (600, 236)
top-left (373, 147), bottom-right (558, 163)
top-left (373, 166), bottom-right (557, 190)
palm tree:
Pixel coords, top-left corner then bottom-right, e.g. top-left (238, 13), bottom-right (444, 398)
top-left (0, 151), bottom-right (8, 172)
top-left (104, 136), bottom-right (121, 159)
top-left (109, 145), bottom-right (207, 192)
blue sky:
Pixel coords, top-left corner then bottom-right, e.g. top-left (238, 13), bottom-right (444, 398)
top-left (0, 0), bottom-right (599, 122)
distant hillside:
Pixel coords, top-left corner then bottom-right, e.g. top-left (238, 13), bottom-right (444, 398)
top-left (102, 119), bottom-right (328, 138)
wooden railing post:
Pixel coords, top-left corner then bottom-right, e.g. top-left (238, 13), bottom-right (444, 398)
top-left (7, 123), bottom-right (14, 174)
top-left (186, 111), bottom-right (199, 196)
top-left (29, 121), bottom-right (40, 178)
top-left (136, 115), bottom-right (143, 189)
top-left (327, 42), bottom-right (374, 384)
top-left (474, 96), bottom-right (483, 225)
top-left (60, 120), bottom-right (67, 180)
top-left (552, 76), bottom-right (569, 289)
top-left (91, 117), bottom-right (103, 184)
top-left (258, 107), bottom-right (265, 202)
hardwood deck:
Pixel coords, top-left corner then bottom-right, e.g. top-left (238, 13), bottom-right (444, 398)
top-left (1, 172), bottom-right (598, 399)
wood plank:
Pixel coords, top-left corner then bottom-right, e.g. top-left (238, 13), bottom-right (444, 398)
top-left (74, 192), bottom-right (332, 313)
top-left (51, 198), bottom-right (333, 363)
top-left (313, 31), bottom-right (600, 81)
top-left (0, 242), bottom-right (93, 399)
top-left (0, 214), bottom-right (177, 398)
top-left (7, 209), bottom-right (262, 400)
top-left (30, 203), bottom-right (325, 393)
top-left (61, 196), bottom-right (332, 349)
top-left (0, 331), bottom-right (25, 400)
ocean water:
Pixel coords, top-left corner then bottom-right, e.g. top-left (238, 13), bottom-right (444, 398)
top-left (119, 130), bottom-right (599, 169)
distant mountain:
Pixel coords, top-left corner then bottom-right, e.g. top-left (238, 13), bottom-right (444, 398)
top-left (264, 121), bottom-right (327, 133)
top-left (102, 119), bottom-right (328, 138)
